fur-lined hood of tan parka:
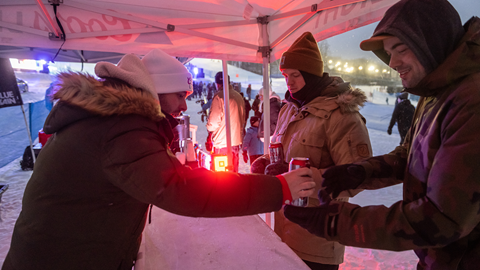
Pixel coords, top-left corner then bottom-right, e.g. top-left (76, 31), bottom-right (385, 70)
top-left (284, 77), bottom-right (368, 115)
top-left (44, 72), bottom-right (164, 134)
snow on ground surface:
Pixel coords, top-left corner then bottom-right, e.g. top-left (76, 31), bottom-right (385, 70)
top-left (0, 69), bottom-right (418, 268)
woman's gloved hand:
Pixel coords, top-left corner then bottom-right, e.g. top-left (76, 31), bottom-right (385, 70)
top-left (264, 162), bottom-right (289, 176)
top-left (250, 154), bottom-right (270, 174)
top-left (205, 132), bottom-right (213, 152)
top-left (322, 164), bottom-right (366, 198)
top-left (242, 151), bottom-right (249, 163)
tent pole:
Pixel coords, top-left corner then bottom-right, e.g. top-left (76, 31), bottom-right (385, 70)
top-left (35, 0), bottom-right (60, 37)
top-left (262, 60), bottom-right (270, 154)
top-left (260, 21), bottom-right (272, 229)
top-left (261, 24), bottom-right (271, 156)
top-left (21, 104), bottom-right (36, 164)
top-left (262, 56), bottom-right (272, 229)
top-left (221, 60), bottom-right (233, 171)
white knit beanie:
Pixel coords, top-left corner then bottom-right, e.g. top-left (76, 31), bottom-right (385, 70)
top-left (94, 48), bottom-right (193, 101)
top-left (95, 53), bottom-right (159, 100)
top-left (142, 49), bottom-right (193, 96)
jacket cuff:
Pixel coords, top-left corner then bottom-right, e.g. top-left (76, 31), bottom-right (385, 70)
top-left (276, 175), bottom-right (293, 205)
top-left (324, 201), bottom-right (359, 242)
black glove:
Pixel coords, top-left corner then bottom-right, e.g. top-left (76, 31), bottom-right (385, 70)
top-left (264, 162), bottom-right (289, 176)
top-left (242, 151), bottom-right (249, 163)
top-left (205, 132), bottom-right (213, 152)
top-left (387, 128), bottom-right (392, 135)
top-left (250, 155), bottom-right (270, 174)
top-left (322, 164), bottom-right (366, 199)
top-left (284, 190), bottom-right (340, 238)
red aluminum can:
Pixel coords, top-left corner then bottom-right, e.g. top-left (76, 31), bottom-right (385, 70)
top-left (269, 142), bottom-right (284, 164)
top-left (289, 157), bottom-right (310, 207)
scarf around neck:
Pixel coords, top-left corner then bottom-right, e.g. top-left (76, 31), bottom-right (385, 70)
top-left (287, 71), bottom-right (334, 106)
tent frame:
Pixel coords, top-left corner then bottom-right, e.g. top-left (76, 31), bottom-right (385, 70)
top-left (0, 0), bottom-right (370, 163)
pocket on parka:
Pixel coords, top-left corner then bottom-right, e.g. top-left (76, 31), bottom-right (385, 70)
top-left (292, 133), bottom-right (325, 168)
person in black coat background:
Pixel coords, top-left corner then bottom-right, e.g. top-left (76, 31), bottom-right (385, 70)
top-left (387, 92), bottom-right (415, 145)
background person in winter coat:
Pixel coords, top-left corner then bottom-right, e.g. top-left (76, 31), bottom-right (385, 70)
top-left (1, 49), bottom-right (316, 270)
top-left (240, 92), bottom-right (251, 125)
top-left (387, 92), bottom-right (415, 145)
top-left (242, 116), bottom-right (264, 165)
top-left (246, 83), bottom-right (252, 100)
top-left (257, 87), bottom-right (283, 143)
top-left (252, 32), bottom-right (372, 270)
top-left (252, 94), bottom-right (262, 118)
top-left (283, 1), bottom-right (480, 269)
top-left (206, 72), bottom-right (245, 172)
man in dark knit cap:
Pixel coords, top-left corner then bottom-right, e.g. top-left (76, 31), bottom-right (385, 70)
top-left (284, 0), bottom-right (480, 269)
top-left (252, 32), bottom-right (372, 270)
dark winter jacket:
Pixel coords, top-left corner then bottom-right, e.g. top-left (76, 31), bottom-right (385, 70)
top-left (388, 98), bottom-right (415, 138)
top-left (2, 73), bottom-right (284, 270)
top-left (258, 93), bottom-right (282, 139)
top-left (325, 9), bottom-right (480, 270)
top-left (244, 97), bottom-right (251, 122)
top-left (252, 95), bottom-right (261, 118)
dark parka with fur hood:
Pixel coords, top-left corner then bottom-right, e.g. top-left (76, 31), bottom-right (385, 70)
top-left (2, 72), bottom-right (285, 270)
top-left (317, 1), bottom-right (480, 269)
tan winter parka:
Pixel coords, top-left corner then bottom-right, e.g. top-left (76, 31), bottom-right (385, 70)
top-left (272, 78), bottom-right (372, 265)
top-left (206, 85), bottom-right (245, 148)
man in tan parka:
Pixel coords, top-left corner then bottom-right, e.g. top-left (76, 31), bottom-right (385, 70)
top-left (253, 32), bottom-right (372, 269)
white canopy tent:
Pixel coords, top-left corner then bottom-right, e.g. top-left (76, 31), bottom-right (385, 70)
top-left (0, 0), bottom-right (398, 62)
top-left (0, 0), bottom-right (399, 159)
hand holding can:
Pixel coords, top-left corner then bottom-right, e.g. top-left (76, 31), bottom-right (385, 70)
top-left (281, 164), bottom-right (315, 205)
top-left (289, 157), bottom-right (311, 207)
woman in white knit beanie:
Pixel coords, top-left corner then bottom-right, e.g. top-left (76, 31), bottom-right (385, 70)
top-left (3, 47), bottom-right (315, 270)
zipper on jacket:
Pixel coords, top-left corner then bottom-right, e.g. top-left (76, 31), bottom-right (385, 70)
top-left (347, 139), bottom-right (354, 158)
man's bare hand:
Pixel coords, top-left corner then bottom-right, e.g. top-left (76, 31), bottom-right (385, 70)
top-left (281, 168), bottom-right (315, 200)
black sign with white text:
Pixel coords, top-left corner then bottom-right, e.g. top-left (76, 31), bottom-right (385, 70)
top-left (0, 58), bottom-right (23, 108)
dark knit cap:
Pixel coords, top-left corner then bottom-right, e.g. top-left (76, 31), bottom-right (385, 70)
top-left (215, 72), bottom-right (230, 85)
top-left (279, 32), bottom-right (323, 77)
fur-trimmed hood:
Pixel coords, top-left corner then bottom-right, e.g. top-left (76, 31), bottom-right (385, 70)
top-left (44, 72), bottom-right (164, 134)
top-left (285, 79), bottom-right (367, 115)
top-left (333, 87), bottom-right (367, 114)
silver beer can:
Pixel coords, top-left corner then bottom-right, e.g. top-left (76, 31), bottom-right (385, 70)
top-left (289, 157), bottom-right (310, 207)
top-left (269, 142), bottom-right (284, 164)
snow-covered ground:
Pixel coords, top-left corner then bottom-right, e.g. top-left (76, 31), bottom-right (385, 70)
top-left (0, 66), bottom-right (418, 268)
